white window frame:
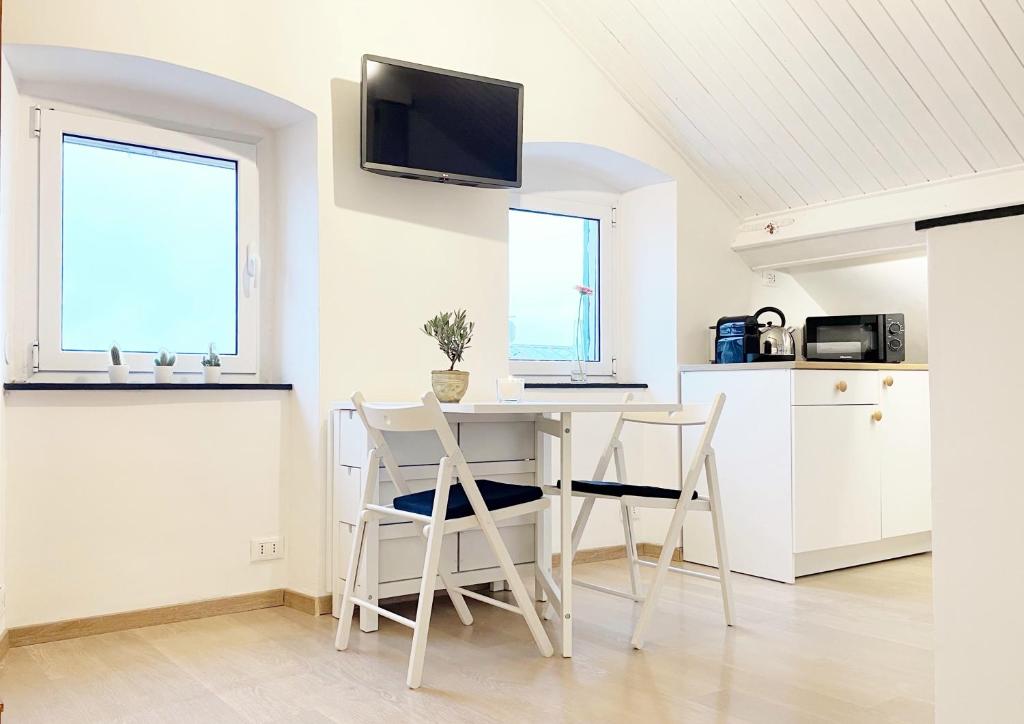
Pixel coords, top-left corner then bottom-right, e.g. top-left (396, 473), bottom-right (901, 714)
top-left (508, 197), bottom-right (614, 377)
top-left (37, 109), bottom-right (259, 374)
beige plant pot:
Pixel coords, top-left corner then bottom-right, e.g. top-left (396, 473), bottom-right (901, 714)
top-left (431, 369), bottom-right (469, 403)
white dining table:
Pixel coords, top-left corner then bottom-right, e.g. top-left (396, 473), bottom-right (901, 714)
top-left (432, 399), bottom-right (682, 657)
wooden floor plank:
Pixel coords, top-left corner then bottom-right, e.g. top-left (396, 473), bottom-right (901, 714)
top-left (0, 555), bottom-right (934, 723)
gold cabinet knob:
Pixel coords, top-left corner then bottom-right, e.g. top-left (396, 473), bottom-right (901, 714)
top-left (883, 376), bottom-right (894, 387)
top-left (872, 410), bottom-right (883, 422)
top-left (836, 380), bottom-right (848, 392)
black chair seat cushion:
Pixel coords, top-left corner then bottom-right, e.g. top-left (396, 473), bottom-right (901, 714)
top-left (558, 479), bottom-right (699, 501)
top-left (393, 479), bottom-right (543, 520)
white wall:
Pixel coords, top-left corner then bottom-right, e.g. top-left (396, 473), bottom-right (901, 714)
top-left (747, 271), bottom-right (826, 361)
top-left (5, 392), bottom-right (288, 626)
top-left (741, 253), bottom-right (930, 363)
top-left (273, 118), bottom-right (322, 596)
top-left (1, 58), bottom-right (37, 384)
top-left (0, 57), bottom-right (19, 634)
top-left (618, 182), bottom-right (679, 398)
top-left (0, 45), bottom-right (321, 625)
top-left (617, 182), bottom-right (686, 542)
top-left (678, 191), bottom-right (751, 363)
top-left (791, 254), bottom-right (929, 362)
top-left (2, 0), bottom-right (747, 611)
top-left (928, 215), bottom-right (1024, 722)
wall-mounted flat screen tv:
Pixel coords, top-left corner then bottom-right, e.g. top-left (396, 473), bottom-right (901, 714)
top-left (361, 55), bottom-right (524, 188)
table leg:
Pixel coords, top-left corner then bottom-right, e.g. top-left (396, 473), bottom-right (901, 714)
top-left (534, 419), bottom-right (551, 604)
top-left (559, 411), bottom-right (573, 657)
top-left (358, 517), bottom-right (379, 633)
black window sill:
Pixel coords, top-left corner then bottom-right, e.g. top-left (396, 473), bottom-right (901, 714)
top-left (524, 382), bottom-right (648, 390)
top-left (4, 382), bottom-right (293, 391)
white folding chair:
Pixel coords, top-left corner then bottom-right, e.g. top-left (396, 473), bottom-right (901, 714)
top-left (559, 392), bottom-right (733, 649)
top-left (335, 391), bottom-right (554, 689)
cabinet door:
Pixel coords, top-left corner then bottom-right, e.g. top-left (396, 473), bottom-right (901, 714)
top-left (458, 524), bottom-right (535, 571)
top-left (793, 405), bottom-right (882, 552)
top-left (879, 371), bottom-right (932, 537)
top-left (336, 520), bottom-right (458, 585)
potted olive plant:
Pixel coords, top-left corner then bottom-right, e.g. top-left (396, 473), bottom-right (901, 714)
top-left (108, 343), bottom-right (130, 384)
top-left (202, 343), bottom-right (221, 384)
top-left (152, 349), bottom-right (176, 384)
top-left (422, 309), bottom-right (474, 403)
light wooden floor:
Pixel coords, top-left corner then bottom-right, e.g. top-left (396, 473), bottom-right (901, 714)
top-left (0, 555), bottom-right (933, 723)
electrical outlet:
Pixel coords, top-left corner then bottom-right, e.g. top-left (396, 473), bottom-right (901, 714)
top-left (250, 536), bottom-right (284, 561)
top-left (761, 270), bottom-right (778, 287)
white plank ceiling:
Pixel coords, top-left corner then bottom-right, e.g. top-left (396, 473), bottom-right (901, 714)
top-left (540, 0), bottom-right (1024, 218)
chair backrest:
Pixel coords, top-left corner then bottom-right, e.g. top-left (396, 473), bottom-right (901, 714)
top-left (593, 392), bottom-right (727, 497)
top-left (677, 393), bottom-right (726, 495)
top-left (350, 391), bottom-right (466, 496)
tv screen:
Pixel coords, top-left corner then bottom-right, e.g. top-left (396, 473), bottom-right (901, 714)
top-left (361, 55), bottom-right (524, 188)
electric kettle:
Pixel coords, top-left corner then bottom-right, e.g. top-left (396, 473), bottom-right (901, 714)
top-left (756, 307), bottom-right (796, 360)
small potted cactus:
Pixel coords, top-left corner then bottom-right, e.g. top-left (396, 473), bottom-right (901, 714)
top-left (201, 343), bottom-right (222, 384)
top-left (152, 349), bottom-right (176, 384)
top-left (108, 343), bottom-right (129, 384)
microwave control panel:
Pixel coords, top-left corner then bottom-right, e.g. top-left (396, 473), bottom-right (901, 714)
top-left (884, 313), bottom-right (905, 362)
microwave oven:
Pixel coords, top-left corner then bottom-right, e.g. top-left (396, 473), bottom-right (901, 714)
top-left (803, 314), bottom-right (905, 363)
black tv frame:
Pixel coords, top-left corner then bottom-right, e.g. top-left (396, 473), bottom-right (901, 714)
top-left (360, 54), bottom-right (524, 189)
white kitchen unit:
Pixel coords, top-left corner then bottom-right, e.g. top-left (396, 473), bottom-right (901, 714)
top-left (329, 407), bottom-right (541, 629)
top-left (680, 362), bottom-right (931, 583)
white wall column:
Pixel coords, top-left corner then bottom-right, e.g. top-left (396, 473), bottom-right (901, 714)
top-left (927, 214), bottom-right (1024, 722)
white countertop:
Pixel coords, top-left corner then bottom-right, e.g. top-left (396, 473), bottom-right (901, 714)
top-left (681, 361), bottom-right (928, 372)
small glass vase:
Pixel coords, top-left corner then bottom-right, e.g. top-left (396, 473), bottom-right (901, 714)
top-left (570, 297), bottom-right (587, 384)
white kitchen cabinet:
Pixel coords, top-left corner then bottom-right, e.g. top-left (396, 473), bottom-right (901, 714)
top-left (678, 369), bottom-right (796, 583)
top-left (330, 408), bottom-right (541, 626)
top-left (880, 371), bottom-right (932, 537)
top-left (681, 363), bottom-right (931, 583)
top-left (792, 405), bottom-right (881, 552)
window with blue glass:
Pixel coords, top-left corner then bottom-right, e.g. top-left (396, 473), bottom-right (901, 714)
top-left (61, 136), bottom-right (238, 356)
top-left (37, 108), bottom-right (260, 374)
top-left (508, 201), bottom-right (612, 376)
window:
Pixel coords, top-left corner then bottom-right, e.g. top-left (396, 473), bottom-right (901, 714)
top-left (38, 109), bottom-right (259, 373)
top-left (508, 199), bottom-right (613, 376)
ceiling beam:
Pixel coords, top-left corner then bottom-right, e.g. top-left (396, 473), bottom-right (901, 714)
top-left (733, 164), bottom-right (1024, 249)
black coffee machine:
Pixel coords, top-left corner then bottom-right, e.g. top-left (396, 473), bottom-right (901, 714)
top-left (714, 307), bottom-right (796, 363)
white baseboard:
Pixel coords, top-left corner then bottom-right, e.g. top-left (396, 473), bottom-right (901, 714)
top-left (794, 532), bottom-right (932, 578)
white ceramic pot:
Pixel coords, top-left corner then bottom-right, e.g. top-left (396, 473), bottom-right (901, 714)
top-left (203, 366), bottom-right (222, 384)
top-left (108, 364), bottom-right (130, 384)
top-left (431, 369), bottom-right (469, 403)
top-left (153, 366), bottom-right (175, 384)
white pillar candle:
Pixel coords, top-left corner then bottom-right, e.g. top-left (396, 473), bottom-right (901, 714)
top-left (496, 376), bottom-right (525, 402)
